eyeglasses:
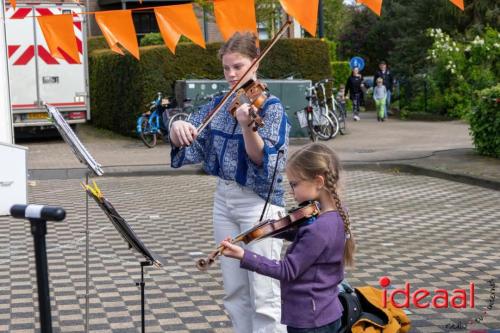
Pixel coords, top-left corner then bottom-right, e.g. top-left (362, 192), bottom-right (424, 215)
top-left (288, 180), bottom-right (302, 189)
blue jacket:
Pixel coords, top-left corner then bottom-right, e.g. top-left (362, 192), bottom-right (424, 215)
top-left (241, 211), bottom-right (345, 328)
top-left (170, 94), bottom-right (290, 207)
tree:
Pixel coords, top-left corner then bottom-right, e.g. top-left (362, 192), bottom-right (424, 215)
top-left (323, 0), bottom-right (349, 41)
top-left (337, 0), bottom-right (498, 78)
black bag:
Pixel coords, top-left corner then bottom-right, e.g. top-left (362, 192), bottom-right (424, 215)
top-left (338, 282), bottom-right (387, 333)
top-left (338, 283), bottom-right (363, 333)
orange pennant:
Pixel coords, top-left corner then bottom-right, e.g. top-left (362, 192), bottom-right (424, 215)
top-left (37, 14), bottom-right (80, 64)
top-left (95, 10), bottom-right (140, 60)
top-left (10, 0), bottom-right (16, 9)
top-left (154, 4), bottom-right (206, 54)
top-left (213, 0), bottom-right (257, 41)
top-left (279, 0), bottom-right (318, 36)
top-left (449, 0), bottom-right (464, 10)
top-left (357, 0), bottom-right (382, 16)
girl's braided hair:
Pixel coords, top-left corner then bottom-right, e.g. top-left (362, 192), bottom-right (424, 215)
top-left (287, 143), bottom-right (355, 266)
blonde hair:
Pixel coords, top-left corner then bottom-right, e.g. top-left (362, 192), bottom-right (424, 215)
top-left (287, 143), bottom-right (355, 266)
top-left (218, 32), bottom-right (259, 61)
top-left (376, 77), bottom-right (384, 84)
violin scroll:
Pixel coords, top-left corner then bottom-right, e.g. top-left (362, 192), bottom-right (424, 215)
top-left (196, 257), bottom-right (214, 271)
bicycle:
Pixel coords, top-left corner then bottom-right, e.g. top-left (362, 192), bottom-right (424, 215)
top-left (315, 79), bottom-right (340, 139)
top-left (329, 86), bottom-right (347, 135)
top-left (296, 81), bottom-right (338, 142)
top-left (136, 92), bottom-right (189, 148)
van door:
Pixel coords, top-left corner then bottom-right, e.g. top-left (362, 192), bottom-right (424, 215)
top-left (6, 6), bottom-right (38, 112)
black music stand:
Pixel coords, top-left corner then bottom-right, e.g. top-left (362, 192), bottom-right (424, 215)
top-left (45, 104), bottom-right (103, 332)
top-left (83, 182), bottom-right (165, 333)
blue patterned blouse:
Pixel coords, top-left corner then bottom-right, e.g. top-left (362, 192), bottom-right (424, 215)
top-left (170, 94), bottom-right (291, 207)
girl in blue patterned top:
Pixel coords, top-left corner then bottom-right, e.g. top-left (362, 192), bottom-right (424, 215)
top-left (169, 32), bottom-right (290, 333)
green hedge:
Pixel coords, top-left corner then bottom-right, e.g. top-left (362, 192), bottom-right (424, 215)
top-left (139, 33), bottom-right (164, 46)
top-left (89, 38), bottom-right (332, 136)
top-left (87, 36), bottom-right (108, 54)
top-left (331, 61), bottom-right (350, 87)
top-left (469, 85), bottom-right (500, 158)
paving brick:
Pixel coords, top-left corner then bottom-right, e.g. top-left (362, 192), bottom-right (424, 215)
top-left (0, 171), bottom-right (499, 332)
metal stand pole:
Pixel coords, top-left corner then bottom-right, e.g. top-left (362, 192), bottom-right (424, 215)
top-left (137, 261), bottom-right (152, 333)
top-left (30, 218), bottom-right (53, 333)
top-left (84, 172), bottom-right (90, 333)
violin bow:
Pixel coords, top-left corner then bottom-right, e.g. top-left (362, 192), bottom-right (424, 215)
top-left (259, 149), bottom-right (284, 222)
top-left (196, 20), bottom-right (292, 135)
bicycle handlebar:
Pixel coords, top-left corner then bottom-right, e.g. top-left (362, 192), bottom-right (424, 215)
top-left (315, 78), bottom-right (331, 85)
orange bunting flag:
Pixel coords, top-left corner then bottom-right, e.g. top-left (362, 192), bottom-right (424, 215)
top-left (449, 0), bottom-right (464, 10)
top-left (279, 0), bottom-right (319, 36)
top-left (357, 0), bottom-right (383, 16)
top-left (214, 0), bottom-right (257, 41)
top-left (37, 14), bottom-right (80, 64)
top-left (154, 4), bottom-right (206, 54)
top-left (95, 10), bottom-right (140, 60)
top-left (10, 0), bottom-right (16, 9)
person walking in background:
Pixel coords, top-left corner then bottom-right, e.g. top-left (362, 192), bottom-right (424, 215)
top-left (373, 61), bottom-right (394, 118)
top-left (373, 78), bottom-right (387, 122)
top-left (345, 67), bottom-right (364, 121)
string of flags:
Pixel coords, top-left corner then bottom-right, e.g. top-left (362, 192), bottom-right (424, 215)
top-left (7, 0), bottom-right (464, 63)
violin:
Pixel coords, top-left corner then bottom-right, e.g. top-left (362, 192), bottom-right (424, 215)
top-left (196, 201), bottom-right (321, 271)
top-left (229, 79), bottom-right (270, 131)
top-left (196, 20), bottom-right (292, 135)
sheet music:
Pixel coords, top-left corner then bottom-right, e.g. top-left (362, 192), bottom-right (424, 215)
top-left (45, 104), bottom-right (104, 176)
top-left (83, 182), bottom-right (165, 268)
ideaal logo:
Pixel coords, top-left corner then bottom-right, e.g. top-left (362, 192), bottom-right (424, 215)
top-left (379, 276), bottom-right (475, 309)
top-left (378, 276), bottom-right (496, 331)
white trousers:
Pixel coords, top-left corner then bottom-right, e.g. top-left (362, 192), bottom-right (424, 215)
top-left (213, 179), bottom-right (286, 333)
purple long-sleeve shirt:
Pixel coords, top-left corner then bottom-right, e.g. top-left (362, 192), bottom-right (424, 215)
top-left (240, 211), bottom-right (345, 328)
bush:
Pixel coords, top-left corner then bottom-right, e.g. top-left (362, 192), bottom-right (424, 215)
top-left (140, 33), bottom-right (164, 46)
top-left (89, 38), bottom-right (332, 136)
top-left (469, 85), bottom-right (500, 158)
top-left (324, 39), bottom-right (337, 63)
top-left (331, 61), bottom-right (350, 87)
top-left (421, 27), bottom-right (500, 118)
top-left (87, 36), bottom-right (108, 54)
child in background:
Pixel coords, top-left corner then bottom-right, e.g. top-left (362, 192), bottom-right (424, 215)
top-left (373, 77), bottom-right (387, 122)
top-left (336, 85), bottom-right (347, 120)
top-left (220, 143), bottom-right (356, 333)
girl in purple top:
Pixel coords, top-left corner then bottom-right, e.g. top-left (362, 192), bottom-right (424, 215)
top-left (220, 143), bottom-right (356, 333)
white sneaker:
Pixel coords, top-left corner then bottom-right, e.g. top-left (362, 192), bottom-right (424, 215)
top-left (353, 115), bottom-right (360, 121)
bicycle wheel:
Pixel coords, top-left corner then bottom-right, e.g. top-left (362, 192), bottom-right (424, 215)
top-left (328, 111), bottom-right (340, 139)
top-left (307, 111), bottom-right (317, 142)
top-left (333, 101), bottom-right (346, 135)
top-left (139, 116), bottom-right (157, 148)
top-left (312, 107), bottom-right (335, 140)
top-left (168, 112), bottom-right (189, 132)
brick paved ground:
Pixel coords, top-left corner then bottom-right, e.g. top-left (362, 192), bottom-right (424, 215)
top-left (0, 171), bottom-right (499, 332)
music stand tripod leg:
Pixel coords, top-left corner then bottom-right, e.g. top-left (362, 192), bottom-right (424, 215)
top-left (137, 261), bottom-right (153, 333)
